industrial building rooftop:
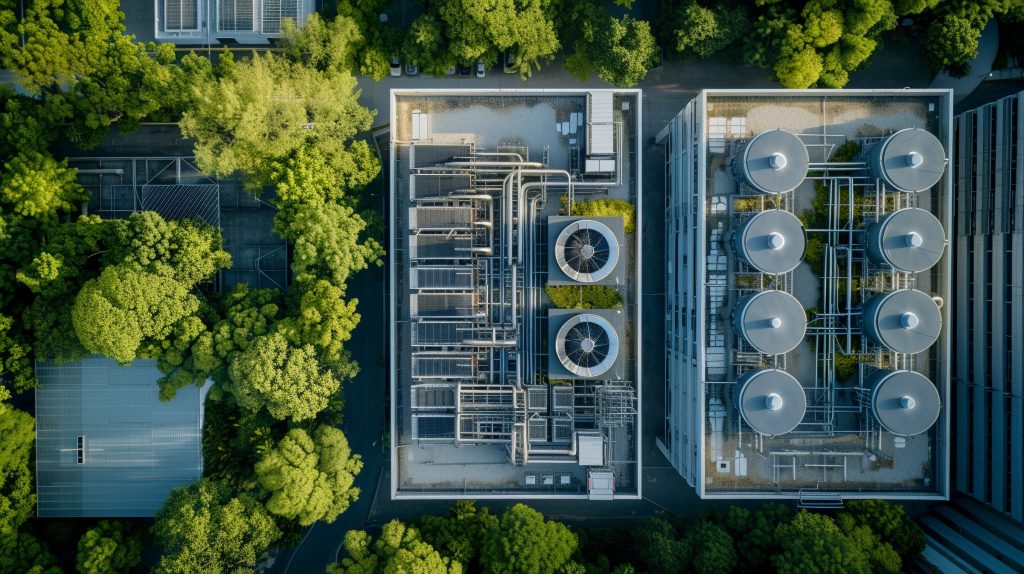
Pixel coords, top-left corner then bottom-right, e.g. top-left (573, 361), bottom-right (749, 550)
top-left (389, 89), bottom-right (642, 499)
top-left (659, 90), bottom-right (952, 502)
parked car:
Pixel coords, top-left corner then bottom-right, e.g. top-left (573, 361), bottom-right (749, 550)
top-left (475, 59), bottom-right (486, 78)
top-left (444, 65), bottom-right (457, 76)
top-left (389, 56), bottom-right (401, 77)
top-left (457, 64), bottom-right (472, 76)
top-left (405, 63), bottom-right (419, 76)
top-left (503, 50), bottom-right (517, 74)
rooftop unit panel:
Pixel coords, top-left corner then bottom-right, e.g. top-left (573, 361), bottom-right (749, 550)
top-left (410, 293), bottom-right (476, 318)
top-left (412, 355), bottom-right (475, 379)
top-left (218, 0), bottom-right (255, 31)
top-left (411, 267), bottom-right (475, 290)
top-left (410, 174), bottom-right (473, 199)
top-left (411, 144), bottom-right (473, 168)
top-left (164, 0), bottom-right (199, 31)
top-left (413, 322), bottom-right (467, 346)
top-left (410, 207), bottom-right (475, 230)
top-left (412, 385), bottom-right (456, 409)
top-left (410, 235), bottom-right (473, 259)
top-left (413, 415), bottom-right (456, 438)
top-left (587, 91), bottom-right (615, 156)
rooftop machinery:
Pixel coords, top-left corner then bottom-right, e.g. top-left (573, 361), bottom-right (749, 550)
top-left (716, 124), bottom-right (947, 481)
top-left (405, 119), bottom-right (635, 469)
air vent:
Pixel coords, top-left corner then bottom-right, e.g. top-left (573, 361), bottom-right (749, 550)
top-left (554, 314), bottom-right (620, 378)
top-left (554, 219), bottom-right (620, 283)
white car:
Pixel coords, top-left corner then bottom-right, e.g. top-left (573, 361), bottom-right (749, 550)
top-left (389, 56), bottom-right (401, 77)
top-left (475, 59), bottom-right (485, 78)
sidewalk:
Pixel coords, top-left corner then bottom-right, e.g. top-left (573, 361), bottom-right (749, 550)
top-left (930, 19), bottom-right (1000, 102)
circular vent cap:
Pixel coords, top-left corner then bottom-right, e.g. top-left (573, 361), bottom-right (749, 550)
top-left (555, 314), bottom-right (620, 378)
top-left (554, 220), bottom-right (620, 282)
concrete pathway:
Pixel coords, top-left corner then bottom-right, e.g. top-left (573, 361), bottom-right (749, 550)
top-left (930, 19), bottom-right (1000, 103)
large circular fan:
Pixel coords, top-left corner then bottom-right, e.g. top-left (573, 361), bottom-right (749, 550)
top-left (554, 220), bottom-right (620, 282)
top-left (555, 314), bottom-right (619, 378)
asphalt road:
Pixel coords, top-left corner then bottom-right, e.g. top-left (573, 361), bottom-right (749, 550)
top-left (274, 44), bottom-right (942, 574)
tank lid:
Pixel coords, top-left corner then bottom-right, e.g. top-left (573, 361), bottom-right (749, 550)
top-left (865, 289), bottom-right (942, 354)
top-left (870, 370), bottom-right (941, 436)
top-left (738, 369), bottom-right (806, 436)
top-left (876, 128), bottom-right (945, 192)
top-left (871, 208), bottom-right (945, 273)
top-left (741, 130), bottom-right (809, 194)
top-left (738, 210), bottom-right (806, 274)
top-left (737, 290), bottom-right (807, 355)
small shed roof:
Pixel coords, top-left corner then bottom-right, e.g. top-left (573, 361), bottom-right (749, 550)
top-left (35, 356), bottom-right (208, 517)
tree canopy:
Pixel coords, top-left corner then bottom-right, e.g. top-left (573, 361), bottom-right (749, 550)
top-left (76, 520), bottom-right (144, 574)
top-left (153, 479), bottom-right (281, 574)
top-left (479, 504), bottom-right (578, 574)
top-left (255, 426), bottom-right (363, 526)
top-left (228, 332), bottom-right (340, 421)
top-left (331, 520), bottom-right (463, 574)
top-left (180, 52), bottom-right (374, 190)
top-left (565, 5), bottom-right (659, 87)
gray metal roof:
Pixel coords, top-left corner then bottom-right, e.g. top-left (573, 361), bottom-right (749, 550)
top-left (736, 210), bottom-right (806, 274)
top-left (735, 290), bottom-right (807, 355)
top-left (862, 289), bottom-right (942, 354)
top-left (870, 128), bottom-right (945, 192)
top-left (737, 369), bottom-right (806, 436)
top-left (35, 356), bottom-right (208, 517)
top-left (739, 130), bottom-right (809, 194)
top-left (869, 370), bottom-right (941, 436)
top-left (867, 208), bottom-right (945, 273)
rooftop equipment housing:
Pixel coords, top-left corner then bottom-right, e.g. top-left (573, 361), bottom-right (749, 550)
top-left (736, 129), bottom-right (809, 194)
top-left (548, 216), bottom-right (626, 285)
top-left (868, 128), bottom-right (946, 192)
top-left (736, 369), bottom-right (807, 436)
top-left (548, 309), bottom-right (626, 380)
top-left (866, 208), bottom-right (945, 273)
top-left (868, 370), bottom-right (941, 436)
top-left (862, 289), bottom-right (942, 354)
top-left (734, 290), bottom-right (807, 355)
top-left (734, 209), bottom-right (806, 274)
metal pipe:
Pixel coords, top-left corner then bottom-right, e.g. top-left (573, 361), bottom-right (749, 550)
top-left (444, 161), bottom-right (544, 168)
top-left (472, 152), bottom-right (526, 162)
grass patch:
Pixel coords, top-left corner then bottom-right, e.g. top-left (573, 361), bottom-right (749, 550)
top-left (560, 196), bottom-right (636, 233)
top-left (545, 284), bottom-right (623, 309)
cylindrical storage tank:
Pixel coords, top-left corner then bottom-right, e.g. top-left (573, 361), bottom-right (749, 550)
top-left (862, 289), bottom-right (942, 354)
top-left (868, 128), bottom-right (945, 192)
top-left (737, 129), bottom-right (809, 194)
top-left (866, 208), bottom-right (945, 273)
top-left (868, 370), bottom-right (941, 436)
top-left (734, 290), bottom-right (807, 355)
top-left (735, 210), bottom-right (806, 274)
top-left (737, 369), bottom-right (806, 436)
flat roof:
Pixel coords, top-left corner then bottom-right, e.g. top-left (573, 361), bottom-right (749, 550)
top-left (35, 356), bottom-right (208, 517)
top-left (663, 89), bottom-right (952, 499)
top-left (389, 89), bottom-right (642, 499)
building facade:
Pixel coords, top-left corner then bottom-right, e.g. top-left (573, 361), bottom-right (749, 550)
top-left (952, 92), bottom-right (1024, 523)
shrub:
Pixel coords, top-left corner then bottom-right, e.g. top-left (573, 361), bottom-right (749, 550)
top-left (545, 285), bottom-right (623, 309)
top-left (560, 197), bottom-right (636, 233)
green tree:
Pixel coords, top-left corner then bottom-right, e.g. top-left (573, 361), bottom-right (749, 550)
top-left (419, 501), bottom-right (499, 568)
top-left (76, 520), bottom-right (143, 574)
top-left (277, 280), bottom-right (360, 371)
top-left (0, 408), bottom-right (35, 538)
top-left (435, 0), bottom-right (560, 76)
top-left (402, 15), bottom-right (455, 77)
top-left (670, 2), bottom-right (747, 59)
top-left (279, 14), bottom-right (363, 74)
top-left (255, 426), bottom-right (362, 526)
top-left (331, 520), bottom-right (462, 574)
top-left (0, 152), bottom-right (87, 222)
top-left (772, 511), bottom-right (871, 574)
top-left (228, 332), bottom-right (340, 421)
top-left (0, 532), bottom-right (61, 574)
top-left (0, 314), bottom-right (35, 393)
top-left (774, 36), bottom-right (825, 89)
top-left (274, 201), bottom-right (382, 288)
top-left (722, 503), bottom-right (789, 571)
top-left (180, 52), bottom-right (375, 189)
top-left (109, 211), bottom-right (232, 288)
top-left (924, 12), bottom-right (982, 74)
top-left (630, 518), bottom-right (691, 574)
top-left (268, 144), bottom-right (379, 207)
top-left (566, 8), bottom-right (658, 87)
top-left (480, 504), bottom-right (577, 574)
top-left (686, 520), bottom-right (736, 574)
top-left (201, 399), bottom-right (276, 491)
top-left (153, 479), bottom-right (281, 574)
top-left (841, 500), bottom-right (925, 560)
top-left (71, 264), bottom-right (201, 365)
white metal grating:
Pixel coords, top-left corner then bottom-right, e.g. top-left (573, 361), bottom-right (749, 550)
top-left (262, 0), bottom-right (301, 33)
top-left (218, 0), bottom-right (254, 32)
top-left (164, 0), bottom-right (199, 31)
